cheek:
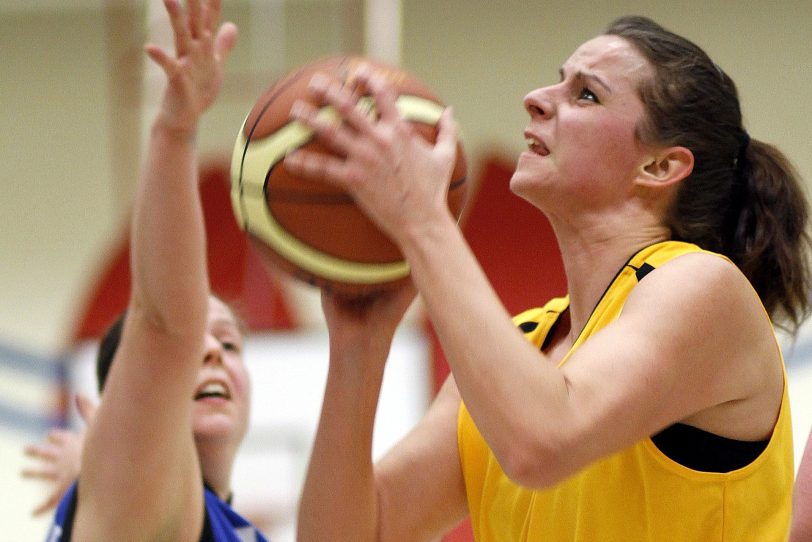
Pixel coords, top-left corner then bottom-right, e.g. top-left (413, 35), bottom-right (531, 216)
top-left (228, 359), bottom-right (251, 403)
top-left (236, 370), bottom-right (251, 404)
top-left (572, 116), bottom-right (639, 169)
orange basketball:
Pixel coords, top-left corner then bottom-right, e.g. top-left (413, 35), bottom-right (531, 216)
top-left (230, 55), bottom-right (468, 296)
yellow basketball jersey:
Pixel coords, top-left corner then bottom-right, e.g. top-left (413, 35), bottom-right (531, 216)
top-left (458, 241), bottom-right (793, 541)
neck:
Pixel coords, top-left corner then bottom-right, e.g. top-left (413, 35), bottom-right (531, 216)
top-left (195, 436), bottom-right (237, 502)
top-left (552, 215), bottom-right (671, 339)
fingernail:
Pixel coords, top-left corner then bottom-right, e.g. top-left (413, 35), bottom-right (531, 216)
top-left (290, 100), bottom-right (306, 118)
top-left (310, 73), bottom-right (329, 92)
top-left (356, 63), bottom-right (372, 78)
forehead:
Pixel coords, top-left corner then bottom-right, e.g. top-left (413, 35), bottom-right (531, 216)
top-left (207, 297), bottom-right (240, 330)
top-left (564, 35), bottom-right (651, 84)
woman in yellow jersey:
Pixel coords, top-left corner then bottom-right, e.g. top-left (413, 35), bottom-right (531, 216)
top-left (286, 16), bottom-right (811, 542)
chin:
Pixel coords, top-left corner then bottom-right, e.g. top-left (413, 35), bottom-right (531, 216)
top-left (508, 169), bottom-right (525, 193)
top-left (509, 172), bottom-right (537, 201)
top-left (193, 410), bottom-right (243, 439)
top-left (194, 421), bottom-right (233, 440)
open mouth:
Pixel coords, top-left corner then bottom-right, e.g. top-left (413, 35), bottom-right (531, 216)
top-left (525, 136), bottom-right (550, 156)
top-left (194, 380), bottom-right (231, 401)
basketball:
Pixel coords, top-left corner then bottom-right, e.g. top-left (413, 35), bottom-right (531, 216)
top-left (230, 55), bottom-right (468, 296)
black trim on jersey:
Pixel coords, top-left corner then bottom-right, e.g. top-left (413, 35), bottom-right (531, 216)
top-left (651, 422), bottom-right (769, 472)
top-left (200, 482), bottom-right (235, 541)
top-left (203, 481), bottom-right (233, 505)
top-left (519, 243), bottom-right (663, 348)
top-left (628, 262), bottom-right (656, 282)
top-left (540, 315), bottom-right (562, 352)
top-left (575, 246), bottom-right (647, 340)
top-left (200, 508), bottom-right (216, 542)
top-left (200, 482), bottom-right (217, 542)
top-left (519, 321), bottom-right (539, 333)
top-left (60, 485), bottom-right (78, 542)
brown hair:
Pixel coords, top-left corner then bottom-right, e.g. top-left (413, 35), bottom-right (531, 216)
top-left (606, 15), bottom-right (812, 332)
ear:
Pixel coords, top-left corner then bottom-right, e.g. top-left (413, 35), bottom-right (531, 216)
top-left (636, 146), bottom-right (694, 188)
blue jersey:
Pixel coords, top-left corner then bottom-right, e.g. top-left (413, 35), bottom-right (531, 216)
top-left (46, 482), bottom-right (268, 542)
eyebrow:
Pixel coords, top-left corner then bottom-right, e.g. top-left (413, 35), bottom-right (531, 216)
top-left (210, 318), bottom-right (241, 333)
top-left (559, 67), bottom-right (613, 94)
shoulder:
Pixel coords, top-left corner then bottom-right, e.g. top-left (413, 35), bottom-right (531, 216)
top-left (628, 250), bottom-right (764, 319)
top-left (622, 250), bottom-right (779, 397)
top-left (617, 249), bottom-right (777, 380)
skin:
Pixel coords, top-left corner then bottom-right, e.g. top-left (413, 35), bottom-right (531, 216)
top-left (793, 427), bottom-right (812, 540)
top-left (68, 1), bottom-right (242, 540)
top-left (24, 298), bottom-right (251, 521)
top-left (287, 35), bottom-right (784, 541)
top-left (23, 297), bottom-right (249, 510)
top-left (192, 297), bottom-right (252, 498)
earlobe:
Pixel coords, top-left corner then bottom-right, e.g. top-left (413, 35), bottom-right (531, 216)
top-left (638, 146), bottom-right (694, 188)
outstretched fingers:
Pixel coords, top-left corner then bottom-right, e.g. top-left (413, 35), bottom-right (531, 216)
top-left (285, 146), bottom-right (353, 188)
top-left (213, 21), bottom-right (238, 63)
top-left (287, 97), bottom-right (387, 191)
top-left (285, 99), bottom-right (364, 186)
top-left (22, 443), bottom-right (58, 472)
top-left (31, 493), bottom-right (62, 517)
top-left (186, 0), bottom-right (204, 40)
top-left (75, 393), bottom-right (98, 425)
top-left (144, 43), bottom-right (176, 78)
top-left (364, 70), bottom-right (401, 125)
top-left (163, 0), bottom-right (191, 58)
top-left (202, 0), bottom-right (222, 32)
top-left (305, 74), bottom-right (377, 138)
top-left (290, 99), bottom-right (358, 158)
top-left (435, 107), bottom-right (459, 166)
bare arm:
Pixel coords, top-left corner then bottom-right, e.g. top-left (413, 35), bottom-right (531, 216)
top-left (72, 1), bottom-right (237, 540)
top-left (792, 427), bottom-right (812, 541)
top-left (297, 287), bottom-right (467, 542)
top-left (285, 71), bottom-right (782, 488)
top-left (388, 221), bottom-right (780, 487)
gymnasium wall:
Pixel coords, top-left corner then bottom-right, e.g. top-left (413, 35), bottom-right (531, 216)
top-left (2, 1), bottom-right (811, 539)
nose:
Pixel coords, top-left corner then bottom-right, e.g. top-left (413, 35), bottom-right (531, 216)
top-left (523, 86), bottom-right (555, 120)
top-left (203, 333), bottom-right (223, 365)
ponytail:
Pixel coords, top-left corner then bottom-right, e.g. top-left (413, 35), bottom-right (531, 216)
top-left (724, 140), bottom-right (812, 331)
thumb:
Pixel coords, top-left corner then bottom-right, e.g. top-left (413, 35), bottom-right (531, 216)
top-left (74, 393), bottom-right (98, 425)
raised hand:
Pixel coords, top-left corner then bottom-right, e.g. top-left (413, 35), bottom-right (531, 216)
top-left (144, 0), bottom-right (237, 133)
top-left (21, 394), bottom-right (97, 516)
top-left (321, 283), bottom-right (417, 363)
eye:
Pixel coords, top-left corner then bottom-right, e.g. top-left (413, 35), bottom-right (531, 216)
top-left (578, 87), bottom-right (599, 103)
top-left (220, 340), bottom-right (241, 353)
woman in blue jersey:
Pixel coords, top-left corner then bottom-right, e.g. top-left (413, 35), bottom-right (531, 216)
top-left (44, 0), bottom-right (266, 540)
top-left (286, 16), bottom-right (811, 542)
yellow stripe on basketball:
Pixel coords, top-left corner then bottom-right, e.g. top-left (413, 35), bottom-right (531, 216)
top-left (242, 193), bottom-right (410, 284)
top-left (232, 95), bottom-right (444, 285)
top-left (395, 95), bottom-right (444, 124)
top-left (230, 119), bottom-right (248, 228)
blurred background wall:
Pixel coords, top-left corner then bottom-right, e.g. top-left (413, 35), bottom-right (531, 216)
top-left (2, 1), bottom-right (811, 539)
